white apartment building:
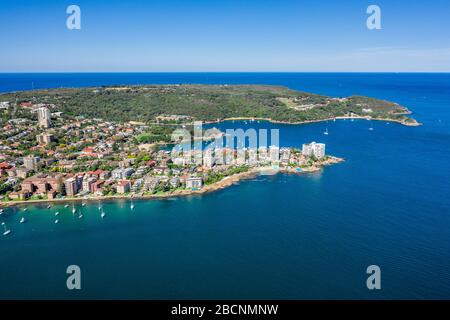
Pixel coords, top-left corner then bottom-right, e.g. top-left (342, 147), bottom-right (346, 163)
top-left (302, 142), bottom-right (326, 159)
top-left (82, 176), bottom-right (97, 192)
top-left (203, 150), bottom-right (216, 168)
top-left (247, 148), bottom-right (258, 166)
top-left (111, 167), bottom-right (135, 180)
top-left (37, 107), bottom-right (51, 128)
top-left (269, 145), bottom-right (280, 162)
top-left (280, 148), bottom-right (291, 165)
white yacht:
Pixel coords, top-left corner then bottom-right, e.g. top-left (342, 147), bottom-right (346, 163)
top-left (2, 222), bottom-right (11, 236)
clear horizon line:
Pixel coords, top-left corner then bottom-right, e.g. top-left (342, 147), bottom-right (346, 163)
top-left (1, 71), bottom-right (450, 74)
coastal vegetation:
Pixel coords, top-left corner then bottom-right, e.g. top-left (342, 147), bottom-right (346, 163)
top-left (0, 84), bottom-right (419, 127)
top-left (204, 165), bottom-right (250, 185)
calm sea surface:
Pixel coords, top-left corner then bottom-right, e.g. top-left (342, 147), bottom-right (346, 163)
top-left (0, 73), bottom-right (449, 299)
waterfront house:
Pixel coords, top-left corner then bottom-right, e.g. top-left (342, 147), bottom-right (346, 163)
top-left (131, 179), bottom-right (143, 193)
top-left (186, 177), bottom-right (202, 190)
top-left (169, 177), bottom-right (180, 188)
top-left (8, 191), bottom-right (30, 200)
top-left (91, 180), bottom-right (105, 194)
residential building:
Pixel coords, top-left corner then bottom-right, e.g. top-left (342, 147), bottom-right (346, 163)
top-left (131, 179), bottom-right (143, 193)
top-left (111, 167), bottom-right (134, 180)
top-left (88, 169), bottom-right (110, 180)
top-left (153, 166), bottom-right (168, 175)
top-left (64, 177), bottom-right (78, 197)
top-left (302, 142), bottom-right (326, 159)
top-left (37, 107), bottom-right (51, 128)
top-left (21, 174), bottom-right (63, 195)
top-left (258, 146), bottom-right (268, 162)
top-left (8, 191), bottom-right (30, 200)
top-left (235, 149), bottom-right (246, 165)
top-left (91, 180), bottom-right (105, 193)
top-left (269, 145), bottom-right (280, 162)
top-left (0, 101), bottom-right (10, 109)
top-left (36, 133), bottom-right (55, 145)
top-left (172, 157), bottom-right (187, 166)
top-left (169, 177), bottom-right (180, 188)
top-left (143, 176), bottom-right (160, 192)
top-left (75, 174), bottom-right (84, 191)
top-left (203, 150), bottom-right (215, 168)
top-left (116, 180), bottom-right (131, 194)
top-left (23, 155), bottom-right (40, 171)
top-left (0, 162), bottom-right (12, 176)
top-left (280, 148), bottom-right (291, 165)
top-left (248, 148), bottom-right (258, 166)
top-left (82, 176), bottom-right (97, 192)
top-left (186, 177), bottom-right (202, 189)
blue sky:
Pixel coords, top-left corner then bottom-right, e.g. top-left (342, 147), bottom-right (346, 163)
top-left (0, 0), bottom-right (449, 72)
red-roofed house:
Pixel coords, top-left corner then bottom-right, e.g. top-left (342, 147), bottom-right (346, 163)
top-left (0, 162), bottom-right (12, 176)
top-left (20, 102), bottom-right (32, 108)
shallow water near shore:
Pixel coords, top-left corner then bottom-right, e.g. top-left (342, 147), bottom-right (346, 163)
top-left (1, 73), bottom-right (450, 299)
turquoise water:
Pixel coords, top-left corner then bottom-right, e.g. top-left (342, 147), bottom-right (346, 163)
top-left (0, 73), bottom-right (450, 299)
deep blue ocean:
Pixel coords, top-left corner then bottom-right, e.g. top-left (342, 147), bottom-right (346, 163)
top-left (0, 73), bottom-right (449, 299)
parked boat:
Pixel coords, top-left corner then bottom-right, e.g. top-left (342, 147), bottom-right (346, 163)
top-left (2, 222), bottom-right (11, 236)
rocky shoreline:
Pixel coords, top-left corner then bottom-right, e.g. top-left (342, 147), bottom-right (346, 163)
top-left (206, 115), bottom-right (421, 127)
top-left (0, 157), bottom-right (344, 208)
